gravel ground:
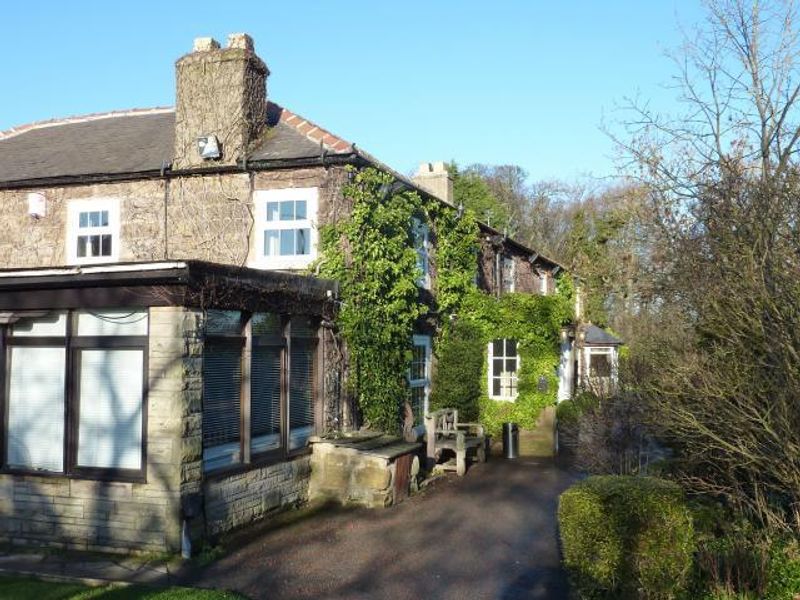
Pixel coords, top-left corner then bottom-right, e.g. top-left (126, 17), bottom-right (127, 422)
top-left (182, 457), bottom-right (577, 600)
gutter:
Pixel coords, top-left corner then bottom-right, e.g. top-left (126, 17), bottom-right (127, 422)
top-left (0, 153), bottom-right (362, 191)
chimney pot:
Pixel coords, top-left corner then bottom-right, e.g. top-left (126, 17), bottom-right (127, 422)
top-left (227, 33), bottom-right (254, 51)
top-left (193, 37), bottom-right (220, 52)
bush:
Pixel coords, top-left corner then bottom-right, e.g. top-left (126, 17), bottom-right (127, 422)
top-left (558, 475), bottom-right (695, 599)
top-left (429, 320), bottom-right (484, 421)
top-left (693, 523), bottom-right (800, 600)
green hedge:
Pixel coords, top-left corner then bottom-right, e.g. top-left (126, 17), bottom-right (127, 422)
top-left (429, 320), bottom-right (484, 421)
top-left (558, 475), bottom-right (695, 599)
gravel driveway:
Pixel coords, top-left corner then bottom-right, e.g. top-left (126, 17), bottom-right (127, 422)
top-left (182, 457), bottom-right (576, 600)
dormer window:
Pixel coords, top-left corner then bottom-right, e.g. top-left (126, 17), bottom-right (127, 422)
top-left (253, 188), bottom-right (318, 270)
top-left (67, 199), bottom-right (120, 264)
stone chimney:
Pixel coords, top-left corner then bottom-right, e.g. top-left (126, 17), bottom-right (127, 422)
top-left (173, 33), bottom-right (269, 169)
top-left (412, 162), bottom-right (454, 205)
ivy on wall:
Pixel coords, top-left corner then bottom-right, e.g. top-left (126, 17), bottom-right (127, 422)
top-left (320, 166), bottom-right (573, 435)
top-left (318, 168), bottom-right (425, 431)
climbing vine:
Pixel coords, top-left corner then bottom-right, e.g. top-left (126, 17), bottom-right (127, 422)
top-left (320, 166), bottom-right (574, 436)
top-left (318, 167), bottom-right (426, 431)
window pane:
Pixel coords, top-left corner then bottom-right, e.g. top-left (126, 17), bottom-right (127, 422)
top-left (206, 310), bottom-right (241, 335)
top-left (89, 211), bottom-right (100, 227)
top-left (264, 230), bottom-right (279, 256)
top-left (77, 236), bottom-right (87, 258)
top-left (590, 353), bottom-right (612, 378)
top-left (202, 338), bottom-right (242, 471)
top-left (295, 200), bottom-right (307, 220)
top-left (280, 229), bottom-right (295, 255)
top-left (11, 312), bottom-right (67, 337)
top-left (296, 228), bottom-right (310, 255)
top-left (289, 341), bottom-right (315, 450)
top-left (251, 345), bottom-right (281, 454)
top-left (266, 202), bottom-right (279, 222)
top-left (493, 358), bottom-right (504, 377)
top-left (492, 378), bottom-right (501, 397)
top-left (79, 212), bottom-right (88, 228)
top-left (492, 339), bottom-right (503, 356)
top-left (506, 358), bottom-right (517, 373)
top-left (291, 316), bottom-right (316, 337)
top-left (7, 346), bottom-right (66, 471)
top-left (100, 211), bottom-right (109, 227)
top-left (77, 309), bottom-right (148, 336)
top-left (507, 339), bottom-right (517, 356)
top-left (252, 312), bottom-right (281, 335)
top-left (410, 385), bottom-right (425, 426)
top-left (100, 234), bottom-right (112, 256)
top-left (280, 201), bottom-right (294, 221)
top-left (77, 349), bottom-right (143, 470)
top-left (90, 235), bottom-right (100, 256)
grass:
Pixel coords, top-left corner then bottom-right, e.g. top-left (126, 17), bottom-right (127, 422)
top-left (0, 575), bottom-right (248, 599)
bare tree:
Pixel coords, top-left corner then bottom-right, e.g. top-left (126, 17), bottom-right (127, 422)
top-left (617, 0), bottom-right (800, 199)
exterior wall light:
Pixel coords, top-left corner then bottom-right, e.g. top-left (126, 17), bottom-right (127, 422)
top-left (197, 135), bottom-right (221, 160)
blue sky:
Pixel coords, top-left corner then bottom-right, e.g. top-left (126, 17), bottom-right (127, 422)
top-left (0, 1), bottom-right (706, 182)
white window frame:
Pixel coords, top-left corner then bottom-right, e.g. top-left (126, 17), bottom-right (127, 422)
top-left (488, 338), bottom-right (520, 401)
top-left (409, 334), bottom-right (432, 428)
top-left (502, 256), bottom-right (516, 293)
top-left (584, 346), bottom-right (617, 381)
top-left (412, 217), bottom-right (431, 289)
top-left (252, 187), bottom-right (319, 270)
top-left (539, 270), bottom-right (549, 295)
top-left (66, 198), bottom-right (120, 265)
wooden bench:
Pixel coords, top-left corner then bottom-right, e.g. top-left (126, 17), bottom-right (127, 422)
top-left (424, 408), bottom-right (486, 476)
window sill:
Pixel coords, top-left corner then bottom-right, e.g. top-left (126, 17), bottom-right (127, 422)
top-left (202, 448), bottom-right (312, 482)
top-left (488, 396), bottom-right (518, 402)
top-left (0, 467), bottom-right (146, 484)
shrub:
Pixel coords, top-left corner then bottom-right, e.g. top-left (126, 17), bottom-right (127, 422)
top-left (429, 320), bottom-right (484, 422)
top-left (694, 524), bottom-right (800, 600)
top-left (558, 475), bottom-right (695, 599)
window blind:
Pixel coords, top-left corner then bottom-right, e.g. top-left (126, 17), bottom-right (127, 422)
top-left (251, 345), bottom-right (281, 454)
top-left (289, 341), bottom-right (314, 450)
top-left (7, 346), bottom-right (66, 471)
top-left (202, 338), bottom-right (242, 470)
top-left (76, 349), bottom-right (143, 470)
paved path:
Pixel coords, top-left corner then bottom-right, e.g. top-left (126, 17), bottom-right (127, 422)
top-left (183, 457), bottom-right (576, 600)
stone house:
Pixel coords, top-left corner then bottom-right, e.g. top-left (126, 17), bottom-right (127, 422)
top-left (0, 33), bottom-right (565, 554)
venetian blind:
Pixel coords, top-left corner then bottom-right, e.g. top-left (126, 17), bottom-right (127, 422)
top-left (7, 346), bottom-right (66, 471)
top-left (202, 338), bottom-right (242, 450)
top-left (251, 345), bottom-right (282, 453)
top-left (289, 342), bottom-right (314, 450)
top-left (76, 349), bottom-right (143, 470)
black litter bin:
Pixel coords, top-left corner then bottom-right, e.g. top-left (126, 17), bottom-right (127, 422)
top-left (502, 422), bottom-right (519, 459)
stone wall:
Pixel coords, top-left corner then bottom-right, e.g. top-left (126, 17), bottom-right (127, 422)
top-left (0, 180), bottom-right (166, 269)
top-left (0, 306), bottom-right (195, 553)
top-left (0, 166), bottom-right (350, 271)
top-left (203, 457), bottom-right (311, 535)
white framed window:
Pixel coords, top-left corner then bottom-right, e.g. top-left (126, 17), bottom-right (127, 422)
top-left (488, 338), bottom-right (519, 400)
top-left (253, 187), bottom-right (318, 270)
top-left (409, 334), bottom-right (432, 426)
top-left (539, 270), bottom-right (549, 295)
top-left (411, 218), bottom-right (430, 289)
top-left (502, 256), bottom-right (515, 293)
top-left (66, 199), bottom-right (120, 264)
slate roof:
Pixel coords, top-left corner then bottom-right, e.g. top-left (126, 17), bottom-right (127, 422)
top-left (0, 102), bottom-right (354, 185)
top-left (580, 324), bottom-right (623, 346)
